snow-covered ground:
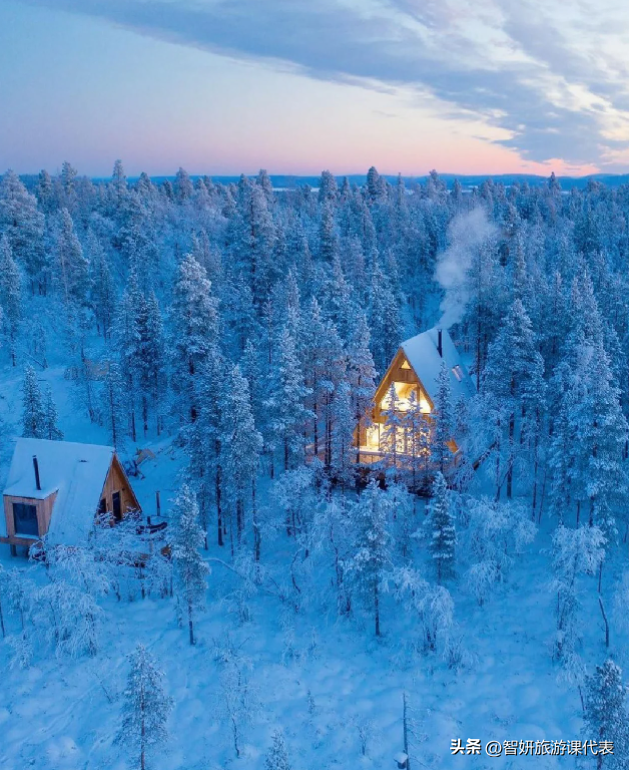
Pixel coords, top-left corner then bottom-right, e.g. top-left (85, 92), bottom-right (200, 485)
top-left (0, 365), bottom-right (619, 770)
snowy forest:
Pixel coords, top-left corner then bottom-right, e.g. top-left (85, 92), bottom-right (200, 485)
top-left (1, 162), bottom-right (629, 768)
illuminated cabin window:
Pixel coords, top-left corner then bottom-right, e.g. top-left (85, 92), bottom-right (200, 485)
top-left (380, 382), bottom-right (431, 414)
top-left (363, 424), bottom-right (381, 450)
top-left (452, 365), bottom-right (464, 382)
top-left (400, 359), bottom-right (412, 370)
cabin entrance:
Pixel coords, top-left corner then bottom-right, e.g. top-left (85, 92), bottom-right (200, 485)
top-left (112, 491), bottom-right (122, 521)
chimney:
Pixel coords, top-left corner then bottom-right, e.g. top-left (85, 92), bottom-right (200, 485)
top-left (32, 455), bottom-right (41, 491)
top-left (437, 328), bottom-right (443, 358)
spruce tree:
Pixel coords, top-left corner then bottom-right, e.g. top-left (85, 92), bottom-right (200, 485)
top-left (428, 472), bottom-right (455, 583)
top-left (583, 659), bottom-right (628, 769)
top-left (118, 644), bottom-right (172, 770)
top-left (170, 253), bottom-right (219, 426)
top-left (0, 234), bottom-right (22, 365)
top-left (347, 480), bottom-right (393, 636)
top-left (43, 387), bottom-right (63, 440)
top-left (431, 362), bottom-right (454, 474)
top-left (219, 366), bottom-right (263, 553)
top-left (265, 730), bottom-right (291, 770)
top-left (21, 365), bottom-right (45, 438)
top-left (171, 484), bottom-right (209, 645)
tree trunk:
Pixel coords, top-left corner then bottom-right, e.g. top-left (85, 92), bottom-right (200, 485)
top-left (216, 463), bottom-right (223, 547)
top-left (374, 581), bottom-right (381, 637)
top-left (188, 603), bottom-right (195, 645)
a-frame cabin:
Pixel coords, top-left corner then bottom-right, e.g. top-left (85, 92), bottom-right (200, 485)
top-left (1, 438), bottom-right (141, 552)
top-left (356, 327), bottom-right (475, 463)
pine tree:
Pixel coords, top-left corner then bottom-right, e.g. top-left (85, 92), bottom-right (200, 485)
top-left (381, 383), bottom-right (404, 478)
top-left (101, 360), bottom-right (126, 449)
top-left (170, 253), bottom-right (219, 426)
top-left (0, 234), bottom-right (22, 365)
top-left (118, 644), bottom-right (172, 770)
top-left (482, 298), bottom-right (545, 499)
top-left (0, 169), bottom-right (45, 291)
top-left (404, 392), bottom-right (431, 491)
top-left (428, 472), bottom-right (455, 583)
top-left (87, 230), bottom-right (114, 338)
top-left (54, 208), bottom-right (90, 308)
top-left (583, 659), bottom-right (629, 769)
top-left (346, 480), bottom-right (393, 636)
top-left (171, 484), bottom-right (209, 645)
top-left (431, 362), bottom-right (454, 474)
top-left (219, 366), bottom-right (263, 554)
top-left (268, 327), bottom-right (312, 471)
top-left (43, 387), bottom-right (63, 440)
top-left (138, 291), bottom-right (165, 435)
top-left (346, 310), bottom-right (377, 454)
top-left (265, 730), bottom-right (291, 770)
top-left (112, 272), bottom-right (142, 442)
top-left (21, 365), bottom-right (45, 438)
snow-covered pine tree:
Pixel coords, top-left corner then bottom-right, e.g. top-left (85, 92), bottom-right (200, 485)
top-left (381, 383), bottom-right (404, 479)
top-left (112, 271), bottom-right (142, 442)
top-left (101, 360), bottom-right (126, 449)
top-left (427, 472), bottom-right (455, 583)
top-left (43, 386), bottom-right (63, 440)
top-left (330, 379), bottom-right (356, 489)
top-left (404, 391), bottom-right (431, 492)
top-left (583, 659), bottom-right (629, 769)
top-left (118, 644), bottom-right (173, 770)
top-left (21, 364), bottom-right (45, 438)
top-left (170, 253), bottom-right (219, 426)
top-left (346, 480), bottom-right (393, 636)
top-left (136, 291), bottom-right (166, 435)
top-left (53, 208), bottom-right (90, 309)
top-left (268, 326), bottom-right (312, 472)
top-left (171, 484), bottom-right (209, 644)
top-left (0, 169), bottom-right (45, 293)
top-left (346, 310), bottom-right (377, 457)
top-left (431, 362), bottom-right (454, 475)
top-left (265, 729), bottom-right (291, 770)
top-left (219, 365), bottom-right (263, 554)
top-left (87, 229), bottom-right (114, 339)
top-left (482, 297), bottom-right (545, 499)
top-left (0, 234), bottom-right (22, 366)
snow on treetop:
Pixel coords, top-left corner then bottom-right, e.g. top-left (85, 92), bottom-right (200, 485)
top-left (2, 437), bottom-right (115, 544)
top-left (401, 326), bottom-right (475, 403)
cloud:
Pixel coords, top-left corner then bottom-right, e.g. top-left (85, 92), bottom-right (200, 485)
top-left (21, 0), bottom-right (629, 168)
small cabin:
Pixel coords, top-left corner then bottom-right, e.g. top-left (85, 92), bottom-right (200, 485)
top-left (0, 438), bottom-right (141, 553)
top-left (356, 327), bottom-right (475, 462)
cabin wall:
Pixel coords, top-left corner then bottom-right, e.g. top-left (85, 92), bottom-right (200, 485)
top-left (3, 491), bottom-right (57, 539)
top-left (99, 459), bottom-right (140, 517)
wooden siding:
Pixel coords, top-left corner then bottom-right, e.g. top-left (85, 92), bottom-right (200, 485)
top-left (2, 490), bottom-right (57, 540)
top-left (98, 455), bottom-right (141, 517)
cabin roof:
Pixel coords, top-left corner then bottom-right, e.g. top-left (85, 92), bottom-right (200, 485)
top-left (2, 438), bottom-right (115, 545)
top-left (401, 327), bottom-right (475, 403)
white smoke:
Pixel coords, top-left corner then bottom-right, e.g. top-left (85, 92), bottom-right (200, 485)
top-left (434, 208), bottom-right (497, 329)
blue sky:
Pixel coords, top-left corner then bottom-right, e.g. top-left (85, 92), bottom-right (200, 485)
top-left (2, 0), bottom-right (629, 176)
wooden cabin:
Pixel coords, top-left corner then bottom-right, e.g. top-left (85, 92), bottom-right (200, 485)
top-left (356, 327), bottom-right (475, 463)
top-left (1, 438), bottom-right (141, 553)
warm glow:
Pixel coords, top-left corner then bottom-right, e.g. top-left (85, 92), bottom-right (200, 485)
top-left (363, 425), bottom-right (381, 450)
top-left (380, 382), bottom-right (431, 414)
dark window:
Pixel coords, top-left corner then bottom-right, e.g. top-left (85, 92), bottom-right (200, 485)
top-left (13, 502), bottom-right (38, 537)
top-left (98, 498), bottom-right (107, 515)
top-left (112, 491), bottom-right (122, 521)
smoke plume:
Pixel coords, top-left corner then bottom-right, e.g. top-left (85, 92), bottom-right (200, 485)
top-left (434, 207), bottom-right (497, 329)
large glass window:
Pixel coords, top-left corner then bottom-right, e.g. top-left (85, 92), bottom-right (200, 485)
top-left (13, 502), bottom-right (38, 537)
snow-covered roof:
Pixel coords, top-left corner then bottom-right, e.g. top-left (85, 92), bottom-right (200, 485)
top-left (2, 438), bottom-right (115, 545)
top-left (401, 327), bottom-right (475, 403)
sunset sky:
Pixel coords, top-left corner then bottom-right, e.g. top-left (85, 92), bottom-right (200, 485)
top-left (3, 0), bottom-right (629, 177)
